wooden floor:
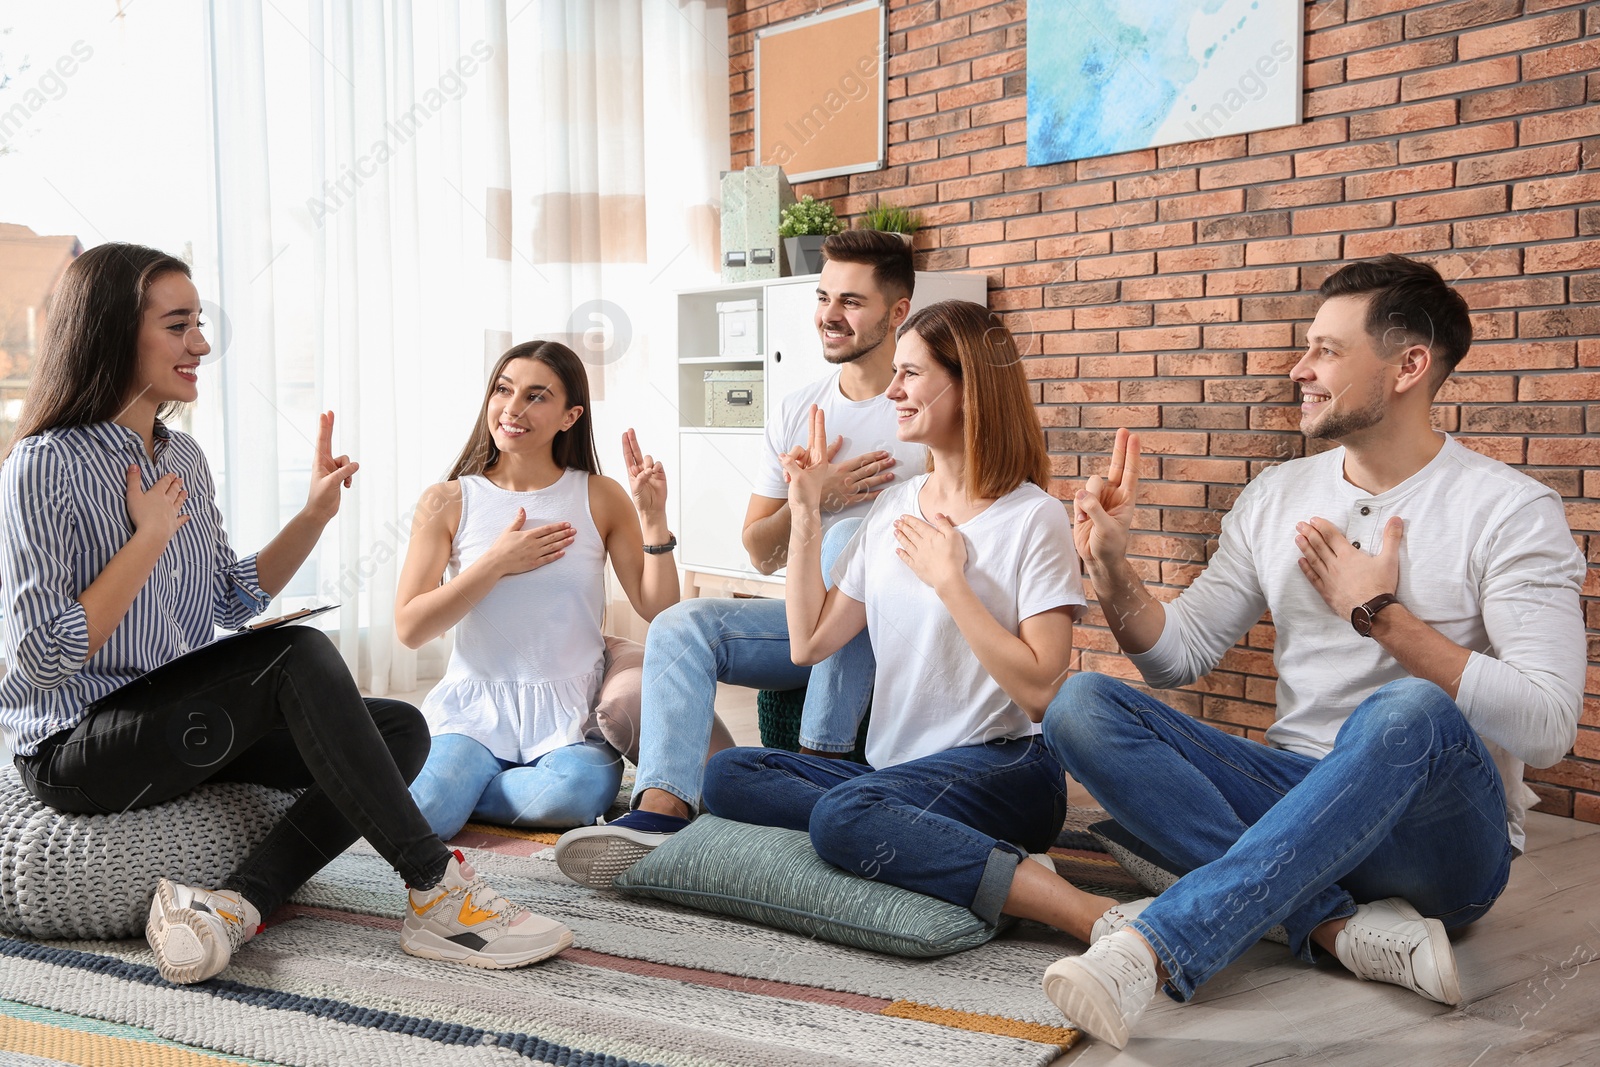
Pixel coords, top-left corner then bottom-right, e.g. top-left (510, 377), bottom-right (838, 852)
top-left (389, 680), bottom-right (1600, 1065)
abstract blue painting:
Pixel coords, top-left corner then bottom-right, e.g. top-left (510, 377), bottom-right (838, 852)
top-left (1027, 0), bottom-right (1303, 165)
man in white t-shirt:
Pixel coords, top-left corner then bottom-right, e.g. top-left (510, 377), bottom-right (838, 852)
top-left (1035, 254), bottom-right (1586, 1048)
top-left (555, 230), bottom-right (928, 886)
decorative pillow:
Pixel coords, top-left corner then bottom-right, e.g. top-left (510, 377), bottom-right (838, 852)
top-left (614, 815), bottom-right (1005, 958)
top-left (0, 767), bottom-right (296, 939)
top-left (1090, 819), bottom-right (1289, 946)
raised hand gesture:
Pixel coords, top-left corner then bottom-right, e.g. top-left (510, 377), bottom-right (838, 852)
top-left (777, 405), bottom-right (835, 514)
top-left (125, 465), bottom-right (189, 543)
top-left (305, 411), bottom-right (360, 524)
top-left (486, 507), bottom-right (575, 577)
top-left (623, 428), bottom-right (667, 522)
top-left (1073, 427), bottom-right (1140, 569)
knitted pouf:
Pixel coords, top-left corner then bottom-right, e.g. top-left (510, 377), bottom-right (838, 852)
top-left (0, 766), bottom-right (296, 939)
top-left (755, 686), bottom-right (872, 764)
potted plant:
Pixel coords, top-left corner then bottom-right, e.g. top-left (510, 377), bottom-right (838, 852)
top-left (858, 201), bottom-right (924, 247)
top-left (779, 195), bottom-right (843, 275)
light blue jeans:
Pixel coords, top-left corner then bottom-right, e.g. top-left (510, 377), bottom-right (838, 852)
top-left (633, 517), bottom-right (871, 809)
top-left (1043, 673), bottom-right (1514, 1001)
top-left (409, 733), bottom-right (624, 841)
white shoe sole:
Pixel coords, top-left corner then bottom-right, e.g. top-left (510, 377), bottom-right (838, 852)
top-left (553, 828), bottom-right (664, 888)
top-left (1043, 957), bottom-right (1133, 1050)
top-left (400, 924), bottom-right (574, 969)
top-left (146, 879), bottom-right (227, 985)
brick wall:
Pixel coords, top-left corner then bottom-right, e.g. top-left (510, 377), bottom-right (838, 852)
top-left (728, 0), bottom-right (1600, 821)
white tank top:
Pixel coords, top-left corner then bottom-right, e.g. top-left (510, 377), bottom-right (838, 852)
top-left (420, 469), bottom-right (608, 763)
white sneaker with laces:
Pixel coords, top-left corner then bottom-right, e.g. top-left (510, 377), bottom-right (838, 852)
top-left (1043, 928), bottom-right (1159, 1049)
top-left (402, 850), bottom-right (572, 969)
top-left (1335, 897), bottom-right (1461, 1006)
top-left (1090, 896), bottom-right (1155, 945)
top-left (146, 880), bottom-right (261, 985)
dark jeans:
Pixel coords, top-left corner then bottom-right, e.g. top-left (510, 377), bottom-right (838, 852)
top-left (15, 627), bottom-right (450, 915)
top-left (702, 735), bottom-right (1066, 925)
top-left (1043, 673), bottom-right (1514, 1000)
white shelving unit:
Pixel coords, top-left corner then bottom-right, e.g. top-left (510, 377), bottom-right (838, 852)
top-left (670, 269), bottom-right (987, 594)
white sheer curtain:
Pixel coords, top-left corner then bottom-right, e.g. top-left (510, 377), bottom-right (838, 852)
top-left (206, 0), bottom-right (728, 692)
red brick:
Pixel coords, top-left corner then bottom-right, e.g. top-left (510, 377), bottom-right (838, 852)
top-left (1461, 76), bottom-right (1588, 122)
top-left (1457, 144), bottom-right (1581, 186)
top-left (1346, 162), bottom-right (1455, 200)
top-left (1077, 149), bottom-right (1158, 180)
top-left (1345, 224), bottom-right (1453, 258)
top-left (1307, 15), bottom-right (1402, 60)
top-left (1249, 118), bottom-right (1350, 155)
top-left (1041, 181), bottom-right (1114, 211)
top-left (1074, 304), bottom-right (1153, 330)
top-left (1404, 0), bottom-right (1523, 37)
top-left (1044, 279), bottom-right (1118, 306)
top-left (1347, 37), bottom-right (1456, 80)
top-left (1199, 156), bottom-right (1293, 190)
top-left (1157, 189), bottom-right (1248, 222)
top-left (1196, 213), bottom-right (1291, 244)
top-left (1078, 200), bottom-right (1157, 231)
top-left (1044, 381), bottom-right (1119, 404)
top-left (1163, 457), bottom-right (1249, 483)
top-left (1525, 240), bottom-right (1600, 273)
top-left (1078, 252), bottom-right (1155, 281)
top-left (1523, 38), bottom-right (1600, 82)
top-left (1305, 78), bottom-right (1401, 117)
top-left (1155, 136), bottom-right (1249, 169)
top-left (1162, 352), bottom-right (1246, 376)
top-left (1435, 375), bottom-right (1516, 403)
top-left (1292, 202), bottom-right (1393, 234)
top-left (1512, 172), bottom-right (1600, 210)
top-left (1115, 171), bottom-right (1198, 201)
top-left (1305, 58), bottom-right (1347, 91)
top-left (1207, 268), bottom-right (1301, 296)
top-left (1124, 275), bottom-right (1205, 301)
top-left (1398, 190), bottom-right (1507, 231)
top-left (1456, 212), bottom-right (1578, 248)
top-left (1520, 306), bottom-right (1600, 338)
top-left (1247, 178), bottom-right (1347, 210)
top-left (1118, 326), bottom-right (1201, 352)
top-left (1463, 342), bottom-right (1576, 371)
top-left (1520, 374), bottom-right (1600, 402)
top-left (1528, 438), bottom-right (1600, 465)
top-left (1038, 233), bottom-right (1112, 260)
top-left (1399, 122), bottom-right (1516, 164)
top-left (1112, 222), bottom-right (1197, 252)
top-left (1242, 234), bottom-right (1343, 264)
top-left (968, 240), bottom-right (1038, 267)
top-left (1044, 330), bottom-right (1118, 355)
top-left (1453, 276), bottom-right (1568, 309)
top-left (1203, 323), bottom-right (1296, 349)
top-left (1082, 405), bottom-right (1161, 428)
top-left (1004, 212), bottom-right (1074, 240)
top-left (1400, 56), bottom-right (1518, 102)
top-left (1296, 143), bottom-right (1399, 177)
top-left (1522, 106), bottom-right (1600, 147)
top-left (1454, 436), bottom-right (1525, 464)
top-left (1457, 10), bottom-right (1582, 60)
top-left (1349, 99), bottom-right (1458, 139)
top-left (1159, 246), bottom-right (1246, 273)
top-left (1240, 293), bottom-right (1321, 321)
top-left (1154, 299), bottom-right (1241, 325)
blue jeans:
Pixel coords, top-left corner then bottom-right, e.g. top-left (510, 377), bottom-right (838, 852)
top-left (633, 518), bottom-right (871, 809)
top-left (409, 733), bottom-right (624, 840)
top-left (1043, 673), bottom-right (1514, 1000)
top-left (701, 736), bottom-right (1066, 924)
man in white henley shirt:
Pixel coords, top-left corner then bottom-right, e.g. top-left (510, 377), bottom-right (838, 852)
top-left (1036, 253), bottom-right (1586, 1049)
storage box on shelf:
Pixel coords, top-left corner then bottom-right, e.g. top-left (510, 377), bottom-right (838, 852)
top-left (671, 270), bottom-right (986, 595)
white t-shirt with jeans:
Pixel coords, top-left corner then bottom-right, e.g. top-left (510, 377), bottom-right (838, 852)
top-left (834, 475), bottom-right (1087, 770)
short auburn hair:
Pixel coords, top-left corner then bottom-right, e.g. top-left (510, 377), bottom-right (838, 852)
top-left (898, 300), bottom-right (1049, 500)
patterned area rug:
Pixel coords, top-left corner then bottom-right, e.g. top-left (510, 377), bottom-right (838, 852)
top-left (0, 808), bottom-right (1132, 1067)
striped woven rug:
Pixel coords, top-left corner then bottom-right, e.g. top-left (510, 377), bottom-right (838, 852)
top-left (0, 813), bottom-right (1134, 1066)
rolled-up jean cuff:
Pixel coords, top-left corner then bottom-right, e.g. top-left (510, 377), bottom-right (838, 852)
top-left (971, 845), bottom-right (1023, 926)
top-left (1129, 917), bottom-right (1192, 1002)
top-left (630, 778), bottom-right (697, 812)
top-left (797, 737), bottom-right (855, 754)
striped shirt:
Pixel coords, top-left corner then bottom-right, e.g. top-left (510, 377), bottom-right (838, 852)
top-left (0, 420), bottom-right (270, 756)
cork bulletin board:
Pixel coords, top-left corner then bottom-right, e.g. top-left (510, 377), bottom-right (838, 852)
top-left (754, 1), bottom-right (886, 183)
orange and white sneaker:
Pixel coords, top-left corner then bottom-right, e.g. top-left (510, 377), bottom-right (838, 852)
top-left (401, 850), bottom-right (572, 969)
top-left (146, 880), bottom-right (262, 985)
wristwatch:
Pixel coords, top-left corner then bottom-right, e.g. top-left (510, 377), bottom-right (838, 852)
top-left (642, 533), bottom-right (677, 555)
top-left (1350, 593), bottom-right (1399, 637)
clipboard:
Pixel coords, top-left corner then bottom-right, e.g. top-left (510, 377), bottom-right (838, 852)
top-left (237, 604), bottom-right (339, 632)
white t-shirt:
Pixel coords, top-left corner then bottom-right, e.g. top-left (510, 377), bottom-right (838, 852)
top-left (754, 371), bottom-right (931, 532)
top-left (833, 475), bottom-right (1087, 769)
top-left (1128, 435), bottom-right (1586, 853)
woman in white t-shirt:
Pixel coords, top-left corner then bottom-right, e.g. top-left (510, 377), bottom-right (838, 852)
top-left (703, 300), bottom-right (1121, 932)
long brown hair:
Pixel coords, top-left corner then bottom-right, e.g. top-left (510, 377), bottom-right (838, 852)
top-left (5, 242), bottom-right (192, 460)
top-left (446, 340), bottom-right (601, 480)
top-left (899, 300), bottom-right (1049, 500)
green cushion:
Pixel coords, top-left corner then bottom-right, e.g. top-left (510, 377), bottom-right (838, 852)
top-left (755, 686), bottom-right (872, 764)
top-left (613, 814), bottom-right (1004, 958)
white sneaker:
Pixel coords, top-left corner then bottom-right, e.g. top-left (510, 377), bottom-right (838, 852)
top-left (1090, 896), bottom-right (1155, 945)
top-left (1043, 928), bottom-right (1159, 1049)
top-left (146, 880), bottom-right (261, 985)
top-left (402, 850), bottom-right (572, 969)
top-left (1335, 897), bottom-right (1461, 1006)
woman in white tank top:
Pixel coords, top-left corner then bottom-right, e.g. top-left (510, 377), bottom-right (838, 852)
top-left (395, 341), bottom-right (679, 840)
